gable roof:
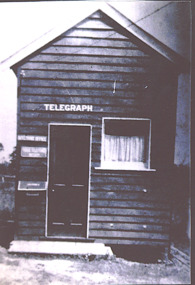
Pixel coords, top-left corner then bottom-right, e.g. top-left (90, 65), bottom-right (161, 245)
top-left (0, 3), bottom-right (189, 72)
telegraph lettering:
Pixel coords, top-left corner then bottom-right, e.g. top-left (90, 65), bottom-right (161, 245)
top-left (44, 104), bottom-right (93, 112)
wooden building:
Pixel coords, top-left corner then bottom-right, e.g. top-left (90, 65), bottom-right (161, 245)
top-left (10, 6), bottom-right (187, 249)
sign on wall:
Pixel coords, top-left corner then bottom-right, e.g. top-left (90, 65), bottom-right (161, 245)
top-left (44, 104), bottom-right (93, 112)
top-left (18, 135), bottom-right (47, 142)
top-left (21, 146), bottom-right (47, 158)
top-left (18, 181), bottom-right (47, 190)
top-left (21, 103), bottom-right (94, 112)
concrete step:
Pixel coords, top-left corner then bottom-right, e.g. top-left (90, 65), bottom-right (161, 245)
top-left (8, 240), bottom-right (113, 257)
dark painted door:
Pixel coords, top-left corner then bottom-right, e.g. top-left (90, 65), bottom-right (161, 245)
top-left (47, 125), bottom-right (90, 237)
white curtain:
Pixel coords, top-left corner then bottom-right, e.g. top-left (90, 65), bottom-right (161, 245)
top-left (104, 135), bottom-right (145, 163)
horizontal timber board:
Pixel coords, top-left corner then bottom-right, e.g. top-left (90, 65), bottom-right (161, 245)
top-left (17, 126), bottom-right (100, 138)
top-left (90, 191), bottom-right (168, 202)
top-left (21, 70), bottom-right (149, 82)
top-left (20, 87), bottom-right (142, 98)
top-left (91, 175), bottom-right (170, 187)
top-left (20, 95), bottom-right (140, 106)
top-left (19, 165), bottom-right (47, 174)
top-left (20, 77), bottom-right (147, 89)
top-left (90, 185), bottom-right (156, 191)
top-left (18, 127), bottom-right (48, 136)
top-left (29, 54), bottom-right (151, 65)
top-left (18, 126), bottom-right (102, 136)
top-left (24, 121), bottom-right (101, 129)
top-left (19, 120), bottom-right (97, 129)
top-left (89, 215), bottom-right (170, 225)
top-left (64, 29), bottom-right (130, 39)
top-left (17, 199), bottom-right (46, 206)
top-left (19, 111), bottom-right (147, 121)
top-left (19, 169), bottom-right (47, 177)
top-left (90, 200), bottom-right (169, 210)
top-left (91, 170), bottom-right (156, 177)
top-left (18, 200), bottom-right (46, 207)
top-left (71, 27), bottom-right (114, 31)
top-left (15, 236), bottom-right (40, 240)
top-left (51, 44), bottom-right (139, 51)
top-left (40, 46), bottom-right (147, 57)
top-left (89, 230), bottom-right (169, 240)
top-left (17, 137), bottom-right (47, 145)
top-left (20, 81), bottom-right (148, 92)
top-left (18, 173), bottom-right (47, 180)
top-left (90, 208), bottom-right (170, 218)
top-left (17, 228), bottom-right (45, 235)
top-left (21, 62), bottom-right (147, 73)
top-left (19, 93), bottom-right (144, 103)
top-left (89, 222), bottom-right (169, 232)
top-left (52, 37), bottom-right (138, 48)
top-left (20, 158), bottom-right (47, 167)
top-left (90, 183), bottom-right (163, 189)
top-left (91, 171), bottom-right (156, 178)
top-left (19, 111), bottom-right (148, 121)
top-left (90, 177), bottom-right (154, 185)
top-left (17, 213), bottom-right (45, 221)
top-left (18, 221), bottom-right (45, 227)
top-left (90, 180), bottom-right (156, 186)
top-left (18, 205), bottom-right (45, 214)
top-left (17, 193), bottom-right (46, 205)
top-left (93, 239), bottom-right (168, 246)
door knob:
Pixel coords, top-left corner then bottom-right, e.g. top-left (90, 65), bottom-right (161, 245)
top-left (52, 189), bottom-right (55, 192)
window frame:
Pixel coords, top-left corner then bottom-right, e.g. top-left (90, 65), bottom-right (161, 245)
top-left (100, 117), bottom-right (152, 171)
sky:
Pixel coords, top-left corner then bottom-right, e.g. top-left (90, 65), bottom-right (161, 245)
top-left (0, 0), bottom-right (148, 162)
top-left (0, 1), bottom-right (104, 162)
top-left (0, 1), bottom-right (191, 164)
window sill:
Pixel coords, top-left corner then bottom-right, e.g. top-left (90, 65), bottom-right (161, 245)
top-left (94, 166), bottom-right (156, 172)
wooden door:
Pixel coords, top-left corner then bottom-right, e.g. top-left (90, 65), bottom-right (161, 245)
top-left (47, 125), bottom-right (91, 237)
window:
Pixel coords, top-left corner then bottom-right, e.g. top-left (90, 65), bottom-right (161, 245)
top-left (101, 118), bottom-right (151, 170)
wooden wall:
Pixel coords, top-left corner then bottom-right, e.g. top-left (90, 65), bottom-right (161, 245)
top-left (15, 192), bottom-right (46, 240)
top-left (15, 11), bottom-right (177, 245)
top-left (89, 170), bottom-right (172, 246)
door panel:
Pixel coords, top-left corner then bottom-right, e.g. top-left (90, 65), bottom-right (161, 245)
top-left (47, 125), bottom-right (90, 237)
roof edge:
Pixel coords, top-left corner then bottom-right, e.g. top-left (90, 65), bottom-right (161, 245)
top-left (0, 4), bottom-right (101, 72)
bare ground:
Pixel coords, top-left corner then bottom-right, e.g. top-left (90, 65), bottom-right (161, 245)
top-left (0, 246), bottom-right (190, 285)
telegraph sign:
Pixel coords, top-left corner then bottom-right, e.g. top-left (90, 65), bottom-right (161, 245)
top-left (44, 104), bottom-right (93, 112)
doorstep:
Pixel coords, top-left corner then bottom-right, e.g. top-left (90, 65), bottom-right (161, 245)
top-left (8, 240), bottom-right (113, 257)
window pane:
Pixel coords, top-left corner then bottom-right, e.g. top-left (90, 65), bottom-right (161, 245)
top-left (105, 120), bottom-right (149, 136)
top-left (102, 119), bottom-right (150, 169)
top-left (104, 135), bottom-right (145, 163)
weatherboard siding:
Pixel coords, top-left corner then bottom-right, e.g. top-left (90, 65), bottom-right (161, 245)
top-left (15, 192), bottom-right (46, 240)
top-left (89, 170), bottom-right (172, 245)
top-left (15, 11), bottom-right (176, 245)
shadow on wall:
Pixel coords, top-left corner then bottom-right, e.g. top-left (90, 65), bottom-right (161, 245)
top-left (171, 165), bottom-right (190, 242)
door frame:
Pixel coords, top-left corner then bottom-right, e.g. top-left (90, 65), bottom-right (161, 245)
top-left (45, 123), bottom-right (92, 239)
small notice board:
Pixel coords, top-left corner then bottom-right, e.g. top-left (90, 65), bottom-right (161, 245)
top-left (21, 146), bottom-right (47, 158)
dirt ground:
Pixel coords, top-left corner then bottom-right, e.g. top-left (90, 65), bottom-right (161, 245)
top-left (0, 246), bottom-right (190, 285)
